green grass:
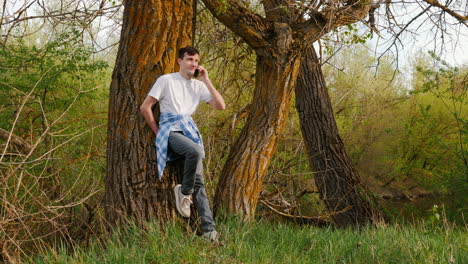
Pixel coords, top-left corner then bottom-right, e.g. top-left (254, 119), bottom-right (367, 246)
top-left (30, 218), bottom-right (467, 264)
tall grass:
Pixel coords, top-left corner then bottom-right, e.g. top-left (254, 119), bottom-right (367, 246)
top-left (30, 217), bottom-right (467, 264)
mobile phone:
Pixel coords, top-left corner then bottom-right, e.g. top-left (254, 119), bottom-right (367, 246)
top-left (194, 69), bottom-right (200, 78)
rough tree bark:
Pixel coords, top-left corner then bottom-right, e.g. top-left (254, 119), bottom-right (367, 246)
top-left (295, 46), bottom-right (386, 227)
top-left (202, 0), bottom-right (384, 223)
top-left (104, 0), bottom-right (194, 226)
top-left (214, 53), bottom-right (301, 219)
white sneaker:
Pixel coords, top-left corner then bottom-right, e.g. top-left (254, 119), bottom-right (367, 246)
top-left (202, 230), bottom-right (218, 242)
top-left (174, 184), bottom-right (192, 218)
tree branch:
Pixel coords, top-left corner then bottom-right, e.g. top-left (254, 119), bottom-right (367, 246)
top-left (201, 0), bottom-right (270, 50)
top-left (423, 0), bottom-right (468, 25)
top-left (293, 0), bottom-right (373, 42)
top-left (0, 128), bottom-right (32, 154)
top-left (322, 0), bottom-right (373, 29)
top-left (261, 0), bottom-right (300, 22)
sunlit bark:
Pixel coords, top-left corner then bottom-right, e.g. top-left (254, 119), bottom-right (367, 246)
top-left (104, 0), bottom-right (194, 226)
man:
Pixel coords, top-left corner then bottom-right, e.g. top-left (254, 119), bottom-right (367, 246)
top-left (140, 46), bottom-right (225, 242)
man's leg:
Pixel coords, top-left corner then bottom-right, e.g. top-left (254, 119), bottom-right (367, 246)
top-left (168, 132), bottom-right (215, 232)
top-left (192, 172), bottom-right (216, 233)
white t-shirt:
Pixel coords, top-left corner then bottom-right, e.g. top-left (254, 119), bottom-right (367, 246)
top-left (148, 72), bottom-right (212, 130)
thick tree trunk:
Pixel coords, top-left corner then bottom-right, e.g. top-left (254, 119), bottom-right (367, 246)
top-left (214, 54), bottom-right (301, 220)
top-left (104, 0), bottom-right (194, 226)
top-left (295, 46), bottom-right (386, 227)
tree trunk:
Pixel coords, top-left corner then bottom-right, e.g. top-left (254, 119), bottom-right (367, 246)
top-left (214, 54), bottom-right (301, 220)
top-left (295, 46), bottom-right (386, 227)
top-left (200, 0), bottom-right (375, 222)
top-left (104, 0), bottom-right (194, 226)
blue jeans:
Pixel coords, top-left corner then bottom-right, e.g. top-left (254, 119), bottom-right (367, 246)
top-left (168, 131), bottom-right (215, 232)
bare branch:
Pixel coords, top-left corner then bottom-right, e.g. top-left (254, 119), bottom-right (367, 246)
top-left (423, 0), bottom-right (468, 25)
top-left (0, 128), bottom-right (32, 154)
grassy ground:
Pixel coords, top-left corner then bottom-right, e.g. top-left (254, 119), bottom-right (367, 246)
top-left (31, 217), bottom-right (467, 264)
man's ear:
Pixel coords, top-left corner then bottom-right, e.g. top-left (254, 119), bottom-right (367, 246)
top-left (177, 58), bottom-right (182, 64)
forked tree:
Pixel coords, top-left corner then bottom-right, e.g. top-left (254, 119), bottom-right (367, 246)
top-left (201, 0), bottom-right (385, 225)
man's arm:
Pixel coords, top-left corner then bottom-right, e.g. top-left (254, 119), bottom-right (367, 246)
top-left (198, 66), bottom-right (226, 110)
top-left (140, 96), bottom-right (159, 135)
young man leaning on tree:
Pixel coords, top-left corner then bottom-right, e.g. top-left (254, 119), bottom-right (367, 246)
top-left (140, 46), bottom-right (225, 242)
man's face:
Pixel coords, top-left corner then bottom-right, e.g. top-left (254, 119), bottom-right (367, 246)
top-left (178, 53), bottom-right (199, 76)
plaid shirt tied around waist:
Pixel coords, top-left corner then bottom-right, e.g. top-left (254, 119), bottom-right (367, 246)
top-left (156, 112), bottom-right (204, 180)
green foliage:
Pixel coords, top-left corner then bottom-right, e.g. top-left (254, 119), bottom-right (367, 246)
top-left (325, 47), bottom-right (466, 200)
top-left (319, 47), bottom-right (466, 225)
top-left (341, 24), bottom-right (373, 45)
top-left (324, 46), bottom-right (405, 178)
top-left (30, 218), bottom-right (467, 264)
top-left (322, 24), bottom-right (373, 55)
top-left (393, 52), bottom-right (467, 193)
top-left (0, 29), bottom-right (108, 132)
top-left (428, 204), bottom-right (442, 228)
top-left (0, 28), bottom-right (110, 255)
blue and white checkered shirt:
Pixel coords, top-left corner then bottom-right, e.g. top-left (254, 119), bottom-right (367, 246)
top-left (156, 112), bottom-right (204, 180)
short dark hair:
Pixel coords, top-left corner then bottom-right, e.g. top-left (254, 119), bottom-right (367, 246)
top-left (178, 46), bottom-right (199, 59)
